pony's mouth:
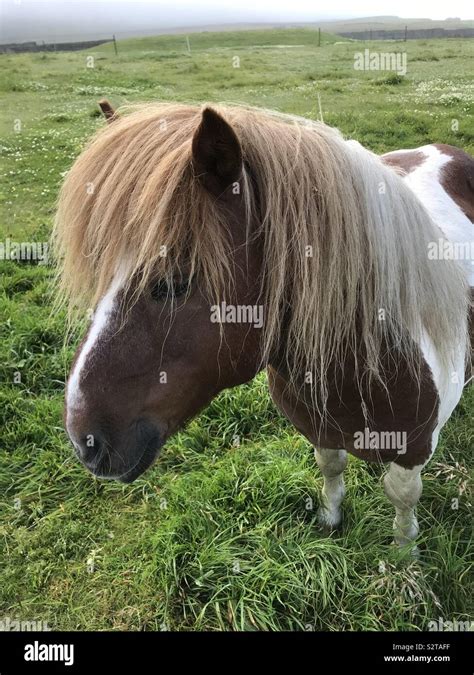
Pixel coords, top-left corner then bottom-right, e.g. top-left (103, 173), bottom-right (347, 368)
top-left (117, 435), bottom-right (162, 483)
top-left (89, 430), bottom-right (163, 483)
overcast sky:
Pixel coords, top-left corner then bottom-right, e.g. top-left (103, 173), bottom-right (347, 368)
top-left (1, 0), bottom-right (472, 44)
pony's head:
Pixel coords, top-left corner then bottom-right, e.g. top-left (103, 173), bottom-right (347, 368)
top-left (55, 104), bottom-right (264, 481)
top-left (54, 102), bottom-right (468, 482)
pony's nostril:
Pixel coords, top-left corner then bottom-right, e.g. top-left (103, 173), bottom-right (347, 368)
top-left (76, 432), bottom-right (103, 465)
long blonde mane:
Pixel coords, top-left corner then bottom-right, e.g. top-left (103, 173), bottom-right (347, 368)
top-left (53, 102), bottom-right (469, 408)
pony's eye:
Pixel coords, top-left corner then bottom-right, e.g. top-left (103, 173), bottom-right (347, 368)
top-left (150, 280), bottom-right (169, 301)
top-left (150, 279), bottom-right (189, 302)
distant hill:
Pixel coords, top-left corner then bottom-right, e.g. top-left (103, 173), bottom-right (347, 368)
top-left (320, 16), bottom-right (474, 41)
top-left (317, 16), bottom-right (474, 32)
top-left (1, 16), bottom-right (473, 47)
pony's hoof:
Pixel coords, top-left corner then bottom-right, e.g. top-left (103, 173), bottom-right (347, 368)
top-left (317, 506), bottom-right (342, 531)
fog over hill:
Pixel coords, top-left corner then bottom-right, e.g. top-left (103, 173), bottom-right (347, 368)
top-left (1, 0), bottom-right (472, 45)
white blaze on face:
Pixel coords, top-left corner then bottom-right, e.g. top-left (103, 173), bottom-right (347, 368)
top-left (66, 265), bottom-right (128, 431)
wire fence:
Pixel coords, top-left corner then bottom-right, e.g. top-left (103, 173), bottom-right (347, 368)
top-left (339, 27), bottom-right (474, 41)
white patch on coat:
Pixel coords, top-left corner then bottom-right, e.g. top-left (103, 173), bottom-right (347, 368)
top-left (386, 144), bottom-right (473, 286)
top-left (66, 265), bottom-right (128, 427)
top-left (419, 329), bottom-right (467, 458)
top-left (393, 143), bottom-right (471, 431)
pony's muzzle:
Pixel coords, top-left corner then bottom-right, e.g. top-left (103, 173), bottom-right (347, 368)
top-left (69, 419), bottom-right (162, 482)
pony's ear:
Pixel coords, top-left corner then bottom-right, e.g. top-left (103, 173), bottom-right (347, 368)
top-left (192, 107), bottom-right (242, 196)
top-left (98, 99), bottom-right (118, 124)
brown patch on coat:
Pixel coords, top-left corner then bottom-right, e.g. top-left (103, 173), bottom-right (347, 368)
top-left (268, 342), bottom-right (439, 470)
top-left (381, 150), bottom-right (426, 175)
top-left (434, 144), bottom-right (474, 223)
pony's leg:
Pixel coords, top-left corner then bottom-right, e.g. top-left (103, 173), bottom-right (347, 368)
top-left (384, 419), bottom-right (446, 549)
top-left (383, 461), bottom-right (424, 547)
top-left (314, 448), bottom-right (347, 528)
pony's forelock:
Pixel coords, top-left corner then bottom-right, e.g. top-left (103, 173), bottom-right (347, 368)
top-left (53, 103), bottom-right (236, 315)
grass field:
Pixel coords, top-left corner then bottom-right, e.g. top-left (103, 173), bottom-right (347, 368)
top-left (0, 29), bottom-right (473, 631)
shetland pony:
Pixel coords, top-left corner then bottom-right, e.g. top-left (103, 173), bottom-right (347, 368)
top-left (54, 102), bottom-right (473, 549)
